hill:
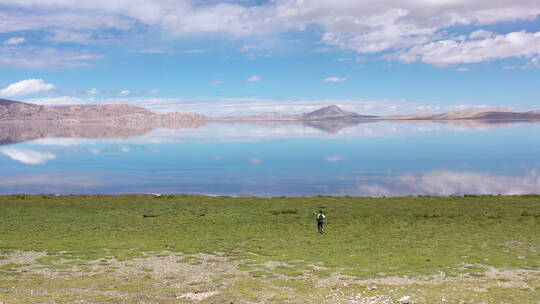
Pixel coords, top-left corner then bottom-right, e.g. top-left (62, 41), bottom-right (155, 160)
top-left (384, 107), bottom-right (540, 120)
top-left (0, 99), bottom-right (208, 122)
top-left (219, 105), bottom-right (377, 121)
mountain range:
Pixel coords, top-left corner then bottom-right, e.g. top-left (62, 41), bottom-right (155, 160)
top-left (0, 99), bottom-right (208, 122)
top-left (384, 107), bottom-right (540, 120)
top-left (2, 99), bottom-right (540, 122)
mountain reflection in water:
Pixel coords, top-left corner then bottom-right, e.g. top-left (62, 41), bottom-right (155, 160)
top-left (1, 120), bottom-right (539, 196)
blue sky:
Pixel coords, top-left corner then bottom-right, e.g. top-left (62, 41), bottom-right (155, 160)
top-left (0, 0), bottom-right (540, 116)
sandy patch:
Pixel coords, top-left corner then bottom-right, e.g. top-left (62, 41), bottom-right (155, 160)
top-left (176, 291), bottom-right (217, 301)
top-left (264, 261), bottom-right (290, 270)
top-left (0, 251), bottom-right (47, 266)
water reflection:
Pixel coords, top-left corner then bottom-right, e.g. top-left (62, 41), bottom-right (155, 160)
top-left (0, 146), bottom-right (56, 165)
top-left (3, 119), bottom-right (539, 145)
top-left (353, 170), bottom-right (540, 197)
top-left (1, 120), bottom-right (540, 196)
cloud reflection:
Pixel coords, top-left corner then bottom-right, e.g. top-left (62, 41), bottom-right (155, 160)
top-left (355, 170), bottom-right (540, 197)
top-left (0, 147), bottom-right (56, 165)
top-left (325, 156), bottom-right (345, 162)
top-left (248, 158), bottom-right (263, 164)
top-left (0, 120), bottom-right (535, 149)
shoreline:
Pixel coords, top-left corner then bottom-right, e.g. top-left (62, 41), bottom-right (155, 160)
top-left (3, 117), bottom-right (540, 123)
top-left (3, 193), bottom-right (540, 198)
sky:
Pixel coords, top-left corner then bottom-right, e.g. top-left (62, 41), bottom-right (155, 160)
top-left (0, 0), bottom-right (540, 117)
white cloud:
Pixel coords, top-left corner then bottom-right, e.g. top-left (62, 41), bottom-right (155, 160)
top-left (87, 88), bottom-right (100, 94)
top-left (324, 77), bottom-right (347, 82)
top-left (239, 44), bottom-right (257, 52)
top-left (313, 47), bottom-right (330, 53)
top-left (393, 31), bottom-right (540, 66)
top-left (469, 29), bottom-right (495, 40)
top-left (25, 96), bottom-right (90, 105)
top-left (137, 48), bottom-right (176, 54)
top-left (209, 80), bottom-right (222, 85)
top-left (246, 53), bottom-right (272, 60)
top-left (0, 46), bottom-right (104, 69)
top-left (117, 90), bottom-right (130, 96)
top-left (324, 156), bottom-right (345, 162)
top-left (0, 9), bottom-right (133, 38)
top-left (0, 79), bottom-right (55, 97)
top-left (137, 48), bottom-right (208, 54)
top-left (0, 147), bottom-right (56, 165)
top-left (0, 1), bottom-right (539, 67)
top-left (148, 89), bottom-right (160, 94)
top-left (247, 75), bottom-right (262, 82)
top-left (3, 37), bottom-right (25, 45)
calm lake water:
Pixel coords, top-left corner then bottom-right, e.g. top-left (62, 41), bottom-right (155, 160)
top-left (1, 120), bottom-right (540, 196)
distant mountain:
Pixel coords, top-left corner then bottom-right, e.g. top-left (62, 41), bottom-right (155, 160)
top-left (300, 105), bottom-right (376, 120)
top-left (471, 110), bottom-right (540, 120)
top-left (384, 108), bottom-right (540, 120)
top-left (219, 105), bottom-right (377, 121)
top-left (0, 99), bottom-right (208, 122)
top-left (3, 99), bottom-right (540, 123)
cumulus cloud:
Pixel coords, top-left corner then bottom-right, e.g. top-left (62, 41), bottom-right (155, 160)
top-left (1, 0), bottom-right (538, 68)
top-left (469, 30), bottom-right (495, 40)
top-left (247, 75), bottom-right (262, 82)
top-left (117, 90), bottom-right (130, 96)
top-left (87, 88), bottom-right (100, 94)
top-left (3, 37), bottom-right (25, 45)
top-left (324, 77), bottom-right (347, 82)
top-left (0, 79), bottom-right (55, 97)
top-left (392, 31), bottom-right (540, 66)
top-left (0, 147), bottom-right (56, 165)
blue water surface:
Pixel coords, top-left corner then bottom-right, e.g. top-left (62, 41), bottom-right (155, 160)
top-left (1, 120), bottom-right (539, 196)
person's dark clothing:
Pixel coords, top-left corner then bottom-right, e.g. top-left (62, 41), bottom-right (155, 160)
top-left (316, 213), bottom-right (325, 234)
top-left (317, 221), bottom-right (323, 234)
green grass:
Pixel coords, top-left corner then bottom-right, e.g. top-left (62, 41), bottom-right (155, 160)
top-left (0, 194), bottom-right (539, 303)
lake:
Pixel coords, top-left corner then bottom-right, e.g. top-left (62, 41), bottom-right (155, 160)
top-left (1, 120), bottom-right (540, 196)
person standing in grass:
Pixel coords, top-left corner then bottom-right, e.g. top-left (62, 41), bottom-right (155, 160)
top-left (317, 210), bottom-right (325, 234)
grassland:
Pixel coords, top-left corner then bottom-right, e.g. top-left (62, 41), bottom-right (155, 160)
top-left (0, 194), bottom-right (539, 303)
